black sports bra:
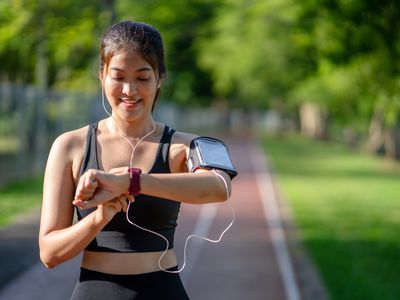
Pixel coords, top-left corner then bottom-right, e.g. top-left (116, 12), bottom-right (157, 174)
top-left (77, 123), bottom-right (181, 252)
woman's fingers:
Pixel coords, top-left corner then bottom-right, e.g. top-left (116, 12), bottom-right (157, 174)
top-left (100, 198), bottom-right (122, 215)
top-left (118, 195), bottom-right (129, 212)
top-left (74, 170), bottom-right (99, 200)
top-left (112, 198), bottom-right (123, 212)
top-left (109, 166), bottom-right (129, 175)
top-left (73, 188), bottom-right (114, 209)
top-left (74, 193), bottom-right (135, 214)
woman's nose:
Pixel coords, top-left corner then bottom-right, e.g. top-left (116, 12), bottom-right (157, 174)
top-left (122, 82), bottom-right (137, 96)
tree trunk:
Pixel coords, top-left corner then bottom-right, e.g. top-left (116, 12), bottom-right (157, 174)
top-left (366, 106), bottom-right (384, 154)
top-left (299, 102), bottom-right (326, 139)
top-left (383, 128), bottom-right (400, 160)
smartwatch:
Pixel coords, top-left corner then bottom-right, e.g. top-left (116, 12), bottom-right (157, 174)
top-left (128, 168), bottom-right (142, 196)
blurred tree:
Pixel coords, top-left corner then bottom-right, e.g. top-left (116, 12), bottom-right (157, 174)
top-left (291, 0), bottom-right (400, 157)
top-left (1, 0), bottom-right (400, 157)
top-left (0, 0), bottom-right (116, 166)
top-left (196, 0), bottom-right (304, 110)
top-left (194, 0), bottom-right (400, 158)
top-left (0, 0), bottom-right (113, 91)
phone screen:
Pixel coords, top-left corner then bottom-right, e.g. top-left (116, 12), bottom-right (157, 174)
top-left (196, 139), bottom-right (234, 169)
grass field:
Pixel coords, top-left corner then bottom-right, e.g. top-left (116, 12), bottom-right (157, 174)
top-left (0, 176), bottom-right (43, 227)
top-left (261, 135), bottom-right (400, 300)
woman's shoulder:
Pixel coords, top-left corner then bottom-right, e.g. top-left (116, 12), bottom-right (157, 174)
top-left (170, 129), bottom-right (198, 148)
top-left (54, 124), bottom-right (90, 147)
top-left (49, 124), bottom-right (92, 159)
top-left (166, 127), bottom-right (197, 170)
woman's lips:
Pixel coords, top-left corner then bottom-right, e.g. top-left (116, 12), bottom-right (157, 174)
top-left (120, 98), bottom-right (141, 107)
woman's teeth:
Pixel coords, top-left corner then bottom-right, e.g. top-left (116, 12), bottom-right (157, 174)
top-left (121, 98), bottom-right (140, 104)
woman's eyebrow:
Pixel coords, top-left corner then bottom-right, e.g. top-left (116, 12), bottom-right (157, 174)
top-left (137, 67), bottom-right (152, 72)
top-left (109, 67), bottom-right (152, 72)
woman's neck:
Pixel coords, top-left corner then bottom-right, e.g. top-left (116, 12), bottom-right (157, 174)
top-left (106, 116), bottom-right (156, 140)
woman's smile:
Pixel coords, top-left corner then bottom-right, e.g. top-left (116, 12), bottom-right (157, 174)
top-left (120, 97), bottom-right (142, 108)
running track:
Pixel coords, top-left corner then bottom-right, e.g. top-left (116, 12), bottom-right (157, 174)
top-left (0, 137), bottom-right (301, 300)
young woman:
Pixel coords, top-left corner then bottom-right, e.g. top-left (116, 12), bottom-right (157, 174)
top-left (39, 21), bottom-right (233, 299)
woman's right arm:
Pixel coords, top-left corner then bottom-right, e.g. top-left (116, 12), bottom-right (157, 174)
top-left (38, 132), bottom-right (125, 269)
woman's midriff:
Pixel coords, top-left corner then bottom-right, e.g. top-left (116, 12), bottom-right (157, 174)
top-left (81, 249), bottom-right (178, 275)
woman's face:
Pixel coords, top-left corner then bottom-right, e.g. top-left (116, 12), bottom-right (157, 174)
top-left (103, 50), bottom-right (160, 123)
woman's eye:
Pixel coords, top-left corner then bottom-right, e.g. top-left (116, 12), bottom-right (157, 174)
top-left (138, 77), bottom-right (150, 81)
top-left (111, 76), bottom-right (123, 81)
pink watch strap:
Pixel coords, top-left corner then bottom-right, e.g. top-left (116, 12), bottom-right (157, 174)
top-left (128, 168), bottom-right (142, 196)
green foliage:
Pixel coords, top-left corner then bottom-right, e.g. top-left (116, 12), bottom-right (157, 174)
top-left (1, 0), bottom-right (400, 128)
top-left (291, 0), bottom-right (400, 129)
top-left (196, 0), bottom-right (400, 130)
top-left (0, 0), bottom-right (112, 91)
top-left (263, 134), bottom-right (400, 299)
top-left (0, 176), bottom-right (43, 227)
top-left (196, 0), bottom-right (302, 108)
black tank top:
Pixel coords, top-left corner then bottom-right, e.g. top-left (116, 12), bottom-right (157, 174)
top-left (77, 123), bottom-right (181, 252)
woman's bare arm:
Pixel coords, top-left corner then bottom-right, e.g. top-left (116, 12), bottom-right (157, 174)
top-left (38, 131), bottom-right (126, 268)
top-left (73, 131), bottom-right (232, 209)
top-left (73, 168), bottom-right (231, 210)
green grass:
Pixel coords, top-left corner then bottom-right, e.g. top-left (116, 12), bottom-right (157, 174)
top-left (261, 134), bottom-right (400, 300)
top-left (0, 176), bottom-right (43, 227)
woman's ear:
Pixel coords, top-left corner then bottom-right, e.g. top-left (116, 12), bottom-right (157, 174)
top-left (157, 75), bottom-right (164, 88)
top-left (99, 72), bottom-right (104, 87)
top-left (99, 68), bottom-right (108, 87)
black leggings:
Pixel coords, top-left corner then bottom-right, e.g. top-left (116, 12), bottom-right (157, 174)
top-left (70, 266), bottom-right (189, 300)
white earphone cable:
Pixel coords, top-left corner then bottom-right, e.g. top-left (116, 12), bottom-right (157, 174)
top-left (102, 87), bottom-right (234, 273)
top-left (156, 170), bottom-right (235, 273)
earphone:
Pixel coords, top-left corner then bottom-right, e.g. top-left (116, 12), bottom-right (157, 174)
top-left (101, 82), bottom-right (235, 273)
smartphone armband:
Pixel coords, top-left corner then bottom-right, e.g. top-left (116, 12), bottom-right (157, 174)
top-left (187, 137), bottom-right (238, 179)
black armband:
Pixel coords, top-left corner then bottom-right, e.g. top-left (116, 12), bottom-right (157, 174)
top-left (186, 137), bottom-right (238, 179)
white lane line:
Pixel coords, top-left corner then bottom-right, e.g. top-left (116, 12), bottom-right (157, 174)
top-left (180, 203), bottom-right (219, 284)
top-left (250, 143), bottom-right (301, 300)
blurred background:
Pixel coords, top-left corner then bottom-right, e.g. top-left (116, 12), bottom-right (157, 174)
top-left (1, 1), bottom-right (400, 299)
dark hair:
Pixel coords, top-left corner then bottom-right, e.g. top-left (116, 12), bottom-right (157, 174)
top-left (100, 21), bottom-right (166, 103)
